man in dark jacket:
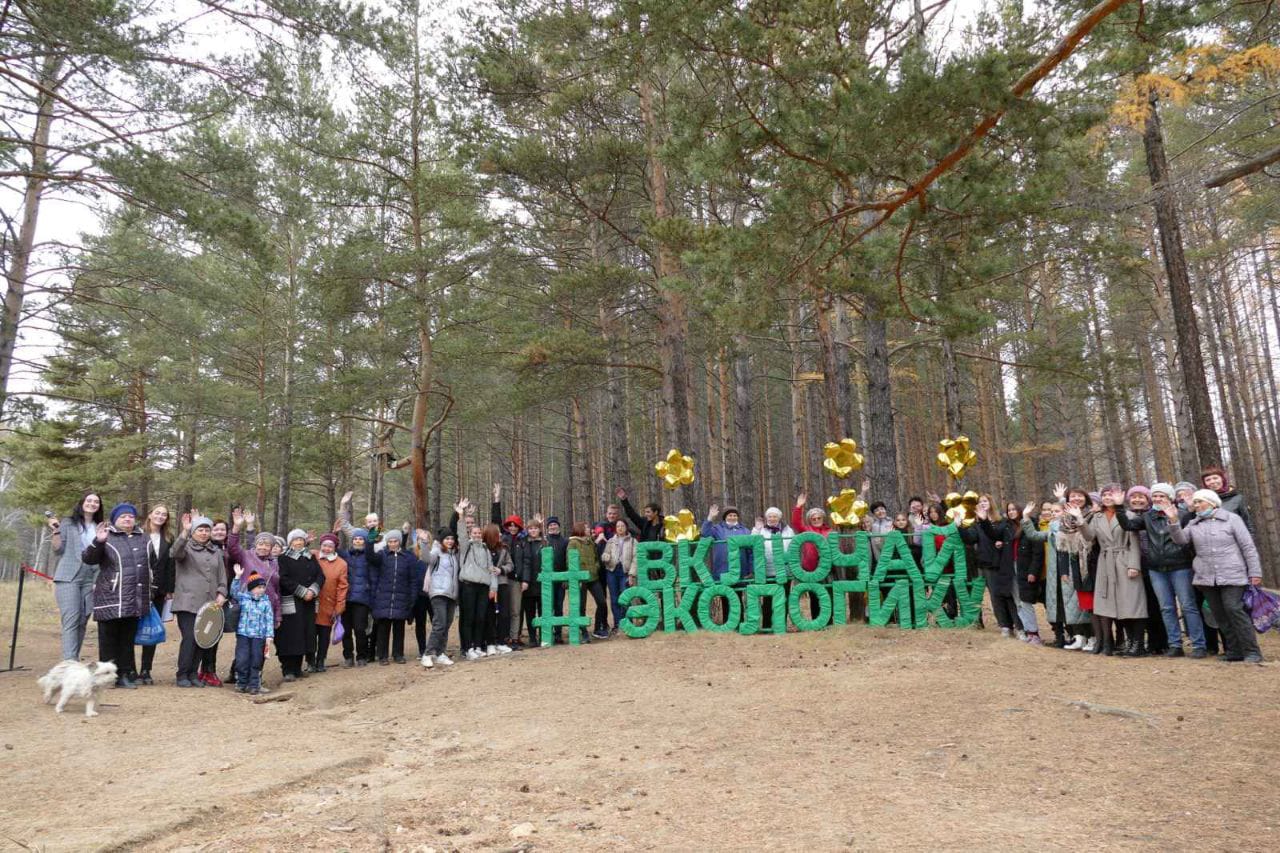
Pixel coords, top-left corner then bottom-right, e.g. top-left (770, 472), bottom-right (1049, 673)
top-left (1116, 483), bottom-right (1204, 657)
top-left (616, 487), bottom-right (662, 542)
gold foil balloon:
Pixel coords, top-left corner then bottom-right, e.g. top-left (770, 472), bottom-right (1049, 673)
top-left (654, 449), bottom-right (695, 490)
top-left (822, 438), bottom-right (865, 479)
top-left (942, 490), bottom-right (978, 527)
top-left (936, 436), bottom-right (978, 480)
top-left (662, 509), bottom-right (700, 543)
top-left (826, 490), bottom-right (869, 527)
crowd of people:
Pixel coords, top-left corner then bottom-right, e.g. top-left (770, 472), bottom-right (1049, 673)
top-left (46, 465), bottom-right (1267, 694)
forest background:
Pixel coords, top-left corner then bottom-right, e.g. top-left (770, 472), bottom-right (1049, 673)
top-left (0, 0), bottom-right (1277, 584)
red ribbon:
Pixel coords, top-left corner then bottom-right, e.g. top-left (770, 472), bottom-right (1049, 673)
top-left (23, 564), bottom-right (53, 581)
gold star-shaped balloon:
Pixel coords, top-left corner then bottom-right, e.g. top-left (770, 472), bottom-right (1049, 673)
top-left (942, 489), bottom-right (979, 527)
top-left (936, 435), bottom-right (978, 480)
top-left (822, 438), bottom-right (865, 479)
top-left (662, 509), bottom-right (700, 542)
top-left (654, 449), bottom-right (695, 490)
top-left (826, 490), bottom-right (869, 527)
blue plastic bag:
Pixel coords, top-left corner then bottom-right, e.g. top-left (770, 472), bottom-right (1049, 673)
top-left (135, 605), bottom-right (166, 646)
top-left (331, 615), bottom-right (344, 646)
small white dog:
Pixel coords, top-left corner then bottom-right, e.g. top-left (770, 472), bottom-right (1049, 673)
top-left (38, 660), bottom-right (118, 717)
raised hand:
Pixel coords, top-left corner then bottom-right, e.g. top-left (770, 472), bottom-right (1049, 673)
top-left (795, 492), bottom-right (807, 508)
top-left (1023, 502), bottom-right (1036, 519)
top-left (305, 531), bottom-right (316, 545)
top-left (707, 504), bottom-right (719, 522)
top-left (95, 521), bottom-right (110, 542)
top-left (454, 497), bottom-right (467, 514)
top-left (493, 483), bottom-right (502, 502)
top-left (615, 486), bottom-right (626, 500)
top-left (340, 490), bottom-right (354, 506)
top-left (47, 516), bottom-right (60, 531)
top-left (926, 490), bottom-right (941, 504)
top-left (1161, 502), bottom-right (1178, 519)
top-left (244, 510), bottom-right (256, 528)
top-left (234, 564), bottom-right (244, 578)
top-left (860, 478), bottom-right (871, 494)
top-left (332, 518), bottom-right (344, 533)
top-left (1053, 482), bottom-right (1067, 501)
top-left (181, 512), bottom-right (192, 533)
top-left (232, 507), bottom-right (244, 529)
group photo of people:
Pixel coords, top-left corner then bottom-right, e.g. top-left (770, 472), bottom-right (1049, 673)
top-left (46, 461), bottom-right (1269, 698)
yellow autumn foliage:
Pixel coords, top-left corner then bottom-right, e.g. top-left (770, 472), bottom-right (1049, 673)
top-left (1108, 43), bottom-right (1280, 130)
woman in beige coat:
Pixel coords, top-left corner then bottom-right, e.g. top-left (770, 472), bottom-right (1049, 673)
top-left (1064, 483), bottom-right (1146, 657)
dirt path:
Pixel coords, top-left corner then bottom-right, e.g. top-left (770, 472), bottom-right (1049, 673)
top-left (2, 581), bottom-right (1277, 851)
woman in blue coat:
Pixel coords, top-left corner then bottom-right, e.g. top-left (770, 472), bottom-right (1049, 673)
top-left (366, 529), bottom-right (424, 664)
top-left (340, 527), bottom-right (375, 666)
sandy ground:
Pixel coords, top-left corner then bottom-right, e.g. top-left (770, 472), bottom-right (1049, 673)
top-left (2, 577), bottom-right (1278, 852)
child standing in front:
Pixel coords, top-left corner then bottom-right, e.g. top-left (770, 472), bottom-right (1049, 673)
top-left (231, 567), bottom-right (275, 695)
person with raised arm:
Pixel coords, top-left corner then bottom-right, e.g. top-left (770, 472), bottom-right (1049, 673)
top-left (1166, 489), bottom-right (1264, 663)
top-left (82, 504), bottom-right (151, 688)
top-left (49, 492), bottom-right (105, 663)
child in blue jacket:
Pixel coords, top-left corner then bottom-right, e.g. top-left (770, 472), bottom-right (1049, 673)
top-left (231, 567), bottom-right (275, 695)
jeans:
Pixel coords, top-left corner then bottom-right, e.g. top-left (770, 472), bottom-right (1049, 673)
top-left (604, 566), bottom-right (628, 629)
top-left (426, 596), bottom-right (456, 656)
top-left (97, 616), bottom-right (138, 677)
top-left (234, 635), bottom-right (265, 690)
top-left (459, 581), bottom-right (490, 652)
top-left (1016, 600), bottom-right (1039, 633)
top-left (1197, 584), bottom-right (1261, 660)
top-left (175, 611), bottom-right (201, 681)
top-left (341, 602), bottom-right (373, 662)
top-left (54, 576), bottom-right (95, 661)
top-left (1149, 569), bottom-right (1205, 650)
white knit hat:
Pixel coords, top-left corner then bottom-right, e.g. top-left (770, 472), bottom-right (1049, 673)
top-left (1191, 489), bottom-right (1222, 508)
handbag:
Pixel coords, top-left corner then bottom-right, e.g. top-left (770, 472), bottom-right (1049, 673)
top-left (331, 615), bottom-right (345, 645)
top-left (135, 605), bottom-right (166, 646)
top-left (1242, 585), bottom-right (1280, 634)
top-left (223, 596), bottom-right (241, 634)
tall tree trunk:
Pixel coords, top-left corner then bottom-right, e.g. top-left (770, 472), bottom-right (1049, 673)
top-left (640, 78), bottom-right (694, 513)
top-left (732, 351), bottom-right (756, 515)
top-left (787, 299), bottom-right (807, 499)
top-left (863, 296), bottom-right (900, 505)
top-left (1143, 92), bottom-right (1220, 466)
top-left (1084, 279), bottom-right (1128, 481)
top-left (0, 55), bottom-right (61, 417)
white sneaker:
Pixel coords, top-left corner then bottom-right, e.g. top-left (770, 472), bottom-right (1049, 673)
top-left (465, 648), bottom-right (482, 661)
top-left (1064, 634), bottom-right (1085, 650)
top-left (1015, 629), bottom-right (1027, 641)
top-left (1083, 637), bottom-right (1096, 652)
top-left (485, 645), bottom-right (498, 656)
top-left (420, 654), bottom-right (433, 668)
top-left (435, 653), bottom-right (454, 666)
top-left (495, 644), bottom-right (512, 655)
top-left (1000, 627), bottom-right (1011, 638)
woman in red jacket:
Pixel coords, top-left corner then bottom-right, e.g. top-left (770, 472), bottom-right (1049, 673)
top-left (791, 493), bottom-right (833, 620)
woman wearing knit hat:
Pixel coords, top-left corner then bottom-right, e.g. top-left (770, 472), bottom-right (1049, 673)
top-left (1199, 466), bottom-right (1253, 532)
top-left (1168, 489), bottom-right (1265, 663)
top-left (228, 508), bottom-right (282, 683)
top-left (81, 503), bottom-right (151, 687)
top-left (170, 513), bottom-right (227, 687)
top-left (309, 533), bottom-right (349, 672)
top-left (277, 529), bottom-right (324, 681)
top-left (338, 526), bottom-right (375, 666)
top-left (1113, 484), bottom-right (1204, 657)
top-left (366, 527), bottom-right (425, 664)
